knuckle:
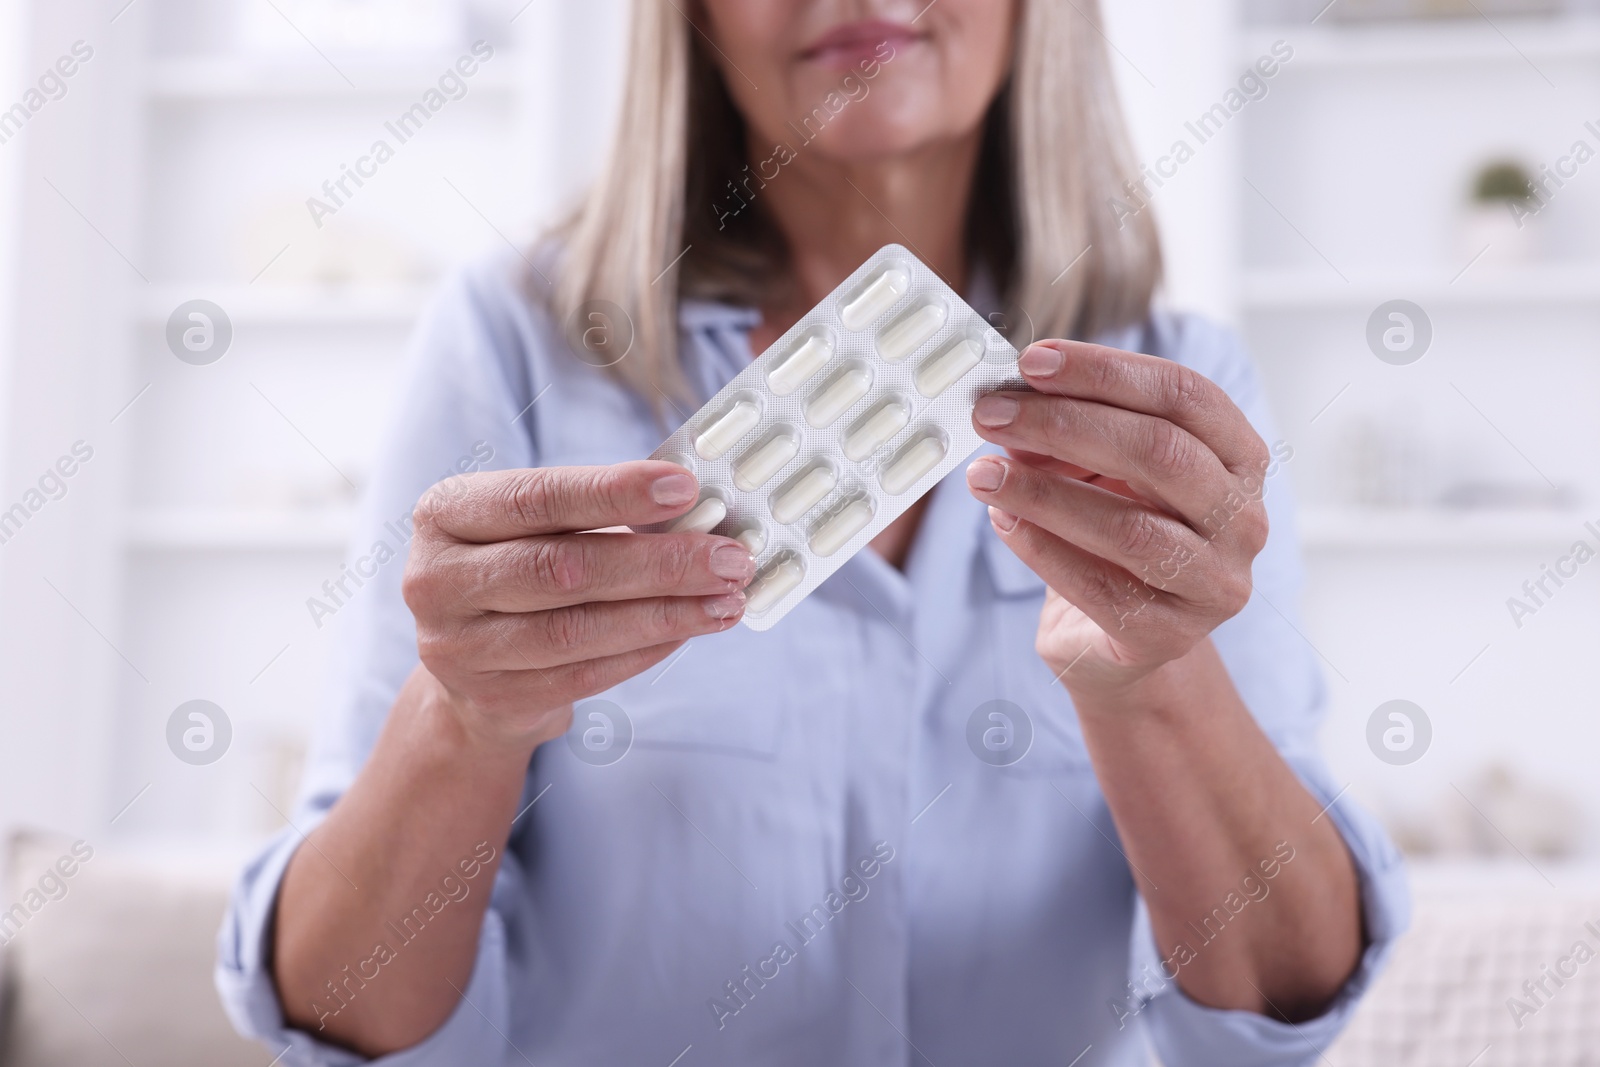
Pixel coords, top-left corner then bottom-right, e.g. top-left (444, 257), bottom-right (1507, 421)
top-left (1237, 505), bottom-right (1271, 555)
top-left (503, 471), bottom-right (563, 531)
top-left (653, 537), bottom-right (698, 588)
top-left (1214, 573), bottom-right (1254, 618)
top-left (1108, 508), bottom-right (1167, 561)
top-left (1144, 423), bottom-right (1199, 480)
top-left (528, 538), bottom-right (588, 595)
top-left (563, 656), bottom-right (611, 698)
top-left (541, 605), bottom-right (594, 656)
top-left (1158, 363), bottom-right (1214, 425)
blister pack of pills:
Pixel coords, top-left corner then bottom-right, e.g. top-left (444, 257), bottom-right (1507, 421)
top-left (635, 244), bottom-right (1024, 630)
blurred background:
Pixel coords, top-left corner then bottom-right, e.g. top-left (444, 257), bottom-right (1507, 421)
top-left (0, 0), bottom-right (1596, 1063)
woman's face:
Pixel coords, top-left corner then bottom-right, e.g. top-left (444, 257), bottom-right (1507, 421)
top-left (695, 0), bottom-right (1017, 163)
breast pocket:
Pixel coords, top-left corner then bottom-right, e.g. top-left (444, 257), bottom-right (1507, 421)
top-left (979, 523), bottom-right (1092, 775)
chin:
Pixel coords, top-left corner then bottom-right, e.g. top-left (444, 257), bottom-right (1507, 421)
top-left (797, 106), bottom-right (948, 163)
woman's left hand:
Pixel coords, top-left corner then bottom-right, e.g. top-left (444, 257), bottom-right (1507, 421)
top-left (966, 338), bottom-right (1277, 702)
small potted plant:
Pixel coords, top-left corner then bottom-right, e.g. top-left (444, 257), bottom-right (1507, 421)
top-left (1460, 158), bottom-right (1539, 263)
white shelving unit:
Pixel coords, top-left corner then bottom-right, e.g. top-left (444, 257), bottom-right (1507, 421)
top-left (1298, 508), bottom-right (1594, 550)
top-left (1238, 11), bottom-right (1600, 857)
top-left (1243, 263), bottom-right (1600, 309)
top-left (0, 0), bottom-right (630, 842)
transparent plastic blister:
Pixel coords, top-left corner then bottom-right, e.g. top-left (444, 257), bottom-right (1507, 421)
top-left (635, 244), bottom-right (1024, 631)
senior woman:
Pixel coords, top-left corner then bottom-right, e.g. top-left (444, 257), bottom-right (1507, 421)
top-left (218, 2), bottom-right (1407, 1064)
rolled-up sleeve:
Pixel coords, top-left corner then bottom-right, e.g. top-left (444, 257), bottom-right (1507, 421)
top-left (1124, 315), bottom-right (1412, 1066)
top-left (213, 252), bottom-right (544, 1066)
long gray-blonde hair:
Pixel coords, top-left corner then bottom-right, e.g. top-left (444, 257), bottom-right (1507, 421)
top-left (552, 0), bottom-right (1162, 405)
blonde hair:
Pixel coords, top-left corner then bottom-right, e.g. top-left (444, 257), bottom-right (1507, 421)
top-left (553, 0), bottom-right (1161, 406)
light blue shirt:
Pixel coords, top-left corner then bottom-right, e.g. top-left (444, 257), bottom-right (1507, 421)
top-left (216, 250), bottom-right (1409, 1067)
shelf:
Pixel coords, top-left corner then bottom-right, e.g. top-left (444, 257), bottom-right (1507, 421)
top-left (1243, 18), bottom-right (1600, 68)
top-left (146, 56), bottom-right (520, 101)
top-left (1297, 508), bottom-right (1593, 550)
top-left (1242, 263), bottom-right (1600, 310)
top-left (126, 508), bottom-right (353, 551)
top-left (140, 285), bottom-right (432, 327)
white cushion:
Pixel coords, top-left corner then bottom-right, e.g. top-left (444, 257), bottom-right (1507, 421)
top-left (0, 830), bottom-right (267, 1067)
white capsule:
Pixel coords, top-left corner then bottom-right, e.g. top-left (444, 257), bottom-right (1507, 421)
top-left (839, 267), bottom-right (910, 331)
top-left (842, 399), bottom-right (910, 462)
top-left (915, 337), bottom-right (984, 398)
top-left (766, 334), bottom-right (834, 396)
top-left (735, 525), bottom-right (767, 556)
top-left (804, 366), bottom-right (872, 428)
top-left (771, 463), bottom-right (837, 525)
top-left (694, 400), bottom-right (762, 461)
top-left (880, 434), bottom-right (948, 495)
top-left (809, 498), bottom-right (875, 556)
top-left (666, 496), bottom-right (726, 534)
top-left (746, 553), bottom-right (806, 615)
top-left (877, 301), bottom-right (948, 363)
top-left (732, 432), bottom-right (799, 492)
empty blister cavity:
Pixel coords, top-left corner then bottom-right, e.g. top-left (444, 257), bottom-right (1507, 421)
top-left (842, 397), bottom-right (910, 462)
top-left (880, 432), bottom-right (949, 495)
top-left (915, 336), bottom-right (985, 398)
top-left (746, 552), bottom-right (805, 616)
top-left (667, 495), bottom-right (727, 535)
top-left (839, 264), bottom-right (911, 330)
top-left (809, 495), bottom-right (875, 557)
top-left (770, 462), bottom-right (838, 525)
top-left (735, 524), bottom-right (767, 556)
top-left (732, 428), bottom-right (800, 492)
top-left (695, 396), bottom-right (763, 461)
top-left (877, 300), bottom-right (948, 363)
top-left (804, 363), bottom-right (873, 428)
top-left (766, 332), bottom-right (834, 396)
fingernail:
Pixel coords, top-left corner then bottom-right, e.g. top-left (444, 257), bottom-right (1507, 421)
top-left (974, 395), bottom-right (1018, 429)
top-left (1018, 344), bottom-right (1064, 378)
top-left (703, 591), bottom-right (747, 620)
top-left (651, 473), bottom-right (697, 507)
top-left (967, 458), bottom-right (1005, 493)
top-left (710, 543), bottom-right (755, 581)
top-left (988, 506), bottom-right (1019, 533)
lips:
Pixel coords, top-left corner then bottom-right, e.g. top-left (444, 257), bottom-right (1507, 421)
top-left (799, 19), bottom-right (924, 68)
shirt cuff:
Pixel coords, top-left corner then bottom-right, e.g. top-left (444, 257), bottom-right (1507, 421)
top-left (1126, 767), bottom-right (1412, 1067)
top-left (213, 826), bottom-right (514, 1067)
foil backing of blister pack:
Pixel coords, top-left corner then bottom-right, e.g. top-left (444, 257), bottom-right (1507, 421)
top-left (634, 244), bottom-right (1024, 631)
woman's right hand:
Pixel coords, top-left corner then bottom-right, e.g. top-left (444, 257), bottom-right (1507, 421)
top-left (402, 460), bottom-right (754, 752)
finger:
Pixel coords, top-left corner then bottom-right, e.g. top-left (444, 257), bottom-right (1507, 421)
top-left (438, 593), bottom-right (746, 672)
top-left (434, 532), bottom-right (754, 613)
top-left (967, 456), bottom-right (1236, 607)
top-left (982, 508), bottom-right (1191, 652)
top-left (461, 640), bottom-right (689, 715)
top-left (418, 462), bottom-right (701, 543)
top-left (1014, 340), bottom-right (1270, 475)
top-left (974, 392), bottom-right (1238, 530)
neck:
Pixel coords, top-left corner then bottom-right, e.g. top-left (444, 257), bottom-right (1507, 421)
top-left (752, 133), bottom-right (983, 339)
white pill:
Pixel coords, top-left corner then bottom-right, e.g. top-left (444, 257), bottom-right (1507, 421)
top-left (732, 433), bottom-right (799, 492)
top-left (735, 525), bottom-right (767, 556)
top-left (771, 463), bottom-right (837, 525)
top-left (880, 434), bottom-right (947, 495)
top-left (695, 400), bottom-right (762, 460)
top-left (842, 399), bottom-right (910, 462)
top-left (915, 338), bottom-right (984, 398)
top-left (666, 496), bottom-right (726, 534)
top-left (877, 301), bottom-right (948, 363)
top-left (840, 267), bottom-right (910, 331)
top-left (766, 335), bottom-right (834, 396)
top-left (804, 367), bottom-right (872, 428)
top-left (746, 553), bottom-right (806, 615)
top-left (809, 498), bottom-right (875, 557)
